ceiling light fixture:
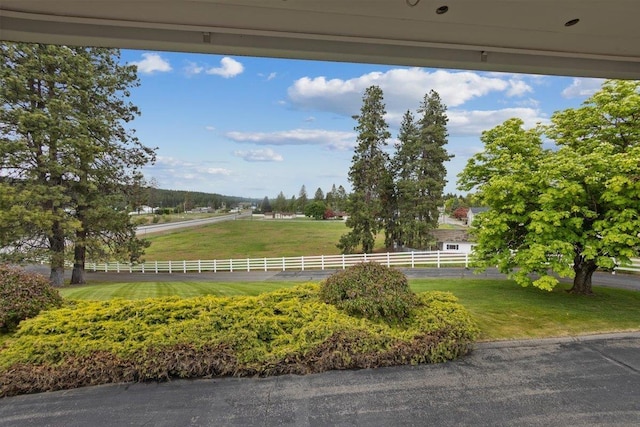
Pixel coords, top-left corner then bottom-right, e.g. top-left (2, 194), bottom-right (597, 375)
top-left (564, 18), bottom-right (580, 27)
top-left (436, 5), bottom-right (449, 14)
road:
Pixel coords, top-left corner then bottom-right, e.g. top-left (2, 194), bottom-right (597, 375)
top-left (1, 333), bottom-right (639, 426)
top-left (135, 212), bottom-right (251, 236)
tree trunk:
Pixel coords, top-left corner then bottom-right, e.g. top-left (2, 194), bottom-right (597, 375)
top-left (49, 221), bottom-right (66, 287)
top-left (71, 236), bottom-right (86, 285)
top-left (569, 256), bottom-right (598, 295)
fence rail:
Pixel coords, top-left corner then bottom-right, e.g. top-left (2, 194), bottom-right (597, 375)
top-left (88, 252), bottom-right (640, 274)
top-left (88, 251), bottom-right (470, 274)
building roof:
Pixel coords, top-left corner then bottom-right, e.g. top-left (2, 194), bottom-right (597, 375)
top-left (2, 1), bottom-right (639, 79)
top-left (469, 207), bottom-right (490, 214)
top-left (431, 229), bottom-right (472, 243)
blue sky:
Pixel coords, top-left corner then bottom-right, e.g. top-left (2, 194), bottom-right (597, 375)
top-left (121, 50), bottom-right (605, 200)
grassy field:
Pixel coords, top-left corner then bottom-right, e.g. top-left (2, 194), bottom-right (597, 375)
top-left (141, 218), bottom-right (367, 260)
top-left (60, 278), bottom-right (640, 341)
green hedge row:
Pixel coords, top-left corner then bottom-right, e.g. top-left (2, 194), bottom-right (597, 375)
top-left (0, 285), bottom-right (478, 397)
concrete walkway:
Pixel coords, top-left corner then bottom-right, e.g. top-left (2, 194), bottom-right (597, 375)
top-left (1, 333), bottom-right (639, 426)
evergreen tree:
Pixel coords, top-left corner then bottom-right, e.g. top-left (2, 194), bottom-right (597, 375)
top-left (392, 91), bottom-right (451, 249)
top-left (334, 185), bottom-right (348, 212)
top-left (314, 187), bottom-right (324, 201)
top-left (260, 196), bottom-right (272, 213)
top-left (273, 191), bottom-right (287, 213)
top-left (297, 185), bottom-right (308, 213)
top-left (338, 86), bottom-right (391, 254)
top-left (0, 42), bottom-right (155, 286)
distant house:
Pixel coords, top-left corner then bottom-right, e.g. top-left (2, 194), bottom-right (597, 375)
top-left (431, 229), bottom-right (474, 253)
top-left (466, 207), bottom-right (489, 226)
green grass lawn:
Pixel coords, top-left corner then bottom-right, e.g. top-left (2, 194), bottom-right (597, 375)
top-left (60, 278), bottom-right (640, 341)
top-left (140, 217), bottom-right (464, 261)
top-left (142, 219), bottom-right (360, 260)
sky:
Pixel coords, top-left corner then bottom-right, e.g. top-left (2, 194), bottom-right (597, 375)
top-left (119, 50), bottom-right (606, 200)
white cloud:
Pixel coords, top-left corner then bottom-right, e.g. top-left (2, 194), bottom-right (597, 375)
top-left (448, 108), bottom-right (548, 136)
top-left (234, 148), bottom-right (283, 162)
top-left (287, 68), bottom-right (521, 118)
top-left (149, 156), bottom-right (231, 179)
top-left (205, 126), bottom-right (216, 131)
top-left (131, 53), bottom-right (172, 74)
top-left (506, 79), bottom-right (533, 97)
top-left (303, 116), bottom-right (316, 122)
top-left (226, 129), bottom-right (357, 151)
top-left (184, 61), bottom-right (204, 76)
top-left (206, 57), bottom-right (244, 78)
top-left (259, 72), bottom-right (277, 81)
top-left (561, 78), bottom-right (605, 98)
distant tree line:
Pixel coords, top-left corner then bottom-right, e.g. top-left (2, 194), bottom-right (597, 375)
top-left (256, 183), bottom-right (349, 219)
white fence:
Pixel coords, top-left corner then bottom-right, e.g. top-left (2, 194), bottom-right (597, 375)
top-left (88, 251), bottom-right (470, 274)
top-left (87, 252), bottom-right (640, 274)
top-left (616, 258), bottom-right (640, 273)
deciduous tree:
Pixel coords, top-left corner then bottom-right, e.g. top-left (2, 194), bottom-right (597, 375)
top-left (459, 80), bottom-right (640, 295)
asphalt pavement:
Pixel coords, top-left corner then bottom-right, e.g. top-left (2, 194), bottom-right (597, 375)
top-left (1, 333), bottom-right (639, 426)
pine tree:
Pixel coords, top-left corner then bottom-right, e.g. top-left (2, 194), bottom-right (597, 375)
top-left (0, 42), bottom-right (155, 286)
top-left (338, 86), bottom-right (391, 254)
top-left (392, 91), bottom-right (451, 249)
top-left (297, 185), bottom-right (308, 213)
top-left (314, 187), bottom-right (324, 201)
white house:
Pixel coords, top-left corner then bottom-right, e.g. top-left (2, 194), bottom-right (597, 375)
top-left (466, 207), bottom-right (489, 226)
top-left (431, 229), bottom-right (475, 253)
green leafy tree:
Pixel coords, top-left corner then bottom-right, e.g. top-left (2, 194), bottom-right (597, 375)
top-left (392, 91), bottom-right (451, 249)
top-left (459, 80), bottom-right (640, 295)
top-left (304, 200), bottom-right (326, 220)
top-left (0, 43), bottom-right (155, 286)
top-left (338, 86), bottom-right (391, 254)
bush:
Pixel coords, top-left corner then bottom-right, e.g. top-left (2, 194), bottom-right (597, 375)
top-left (0, 265), bottom-right (63, 332)
top-left (319, 262), bottom-right (417, 322)
top-left (0, 285), bottom-right (477, 397)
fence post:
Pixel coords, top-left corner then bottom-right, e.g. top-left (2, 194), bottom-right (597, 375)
top-left (465, 253), bottom-right (468, 268)
top-left (230, 259), bottom-right (233, 273)
top-left (183, 260), bottom-right (187, 273)
top-left (214, 259), bottom-right (217, 273)
top-left (247, 258), bottom-right (250, 272)
top-left (264, 257), bottom-right (267, 272)
top-left (387, 252), bottom-right (390, 267)
top-left (301, 256), bottom-right (305, 271)
top-left (437, 251), bottom-right (440, 268)
top-left (155, 261), bottom-right (158, 274)
top-left (321, 255), bottom-right (324, 270)
top-left (364, 253), bottom-right (367, 262)
top-left (116, 262), bottom-right (120, 273)
top-left (169, 260), bottom-right (172, 274)
top-left (282, 257), bottom-right (286, 271)
top-left (141, 263), bottom-right (145, 273)
top-left (198, 260), bottom-right (201, 273)
top-left (342, 254), bottom-right (345, 269)
top-left (411, 252), bottom-right (415, 268)
top-left (129, 263), bottom-right (132, 273)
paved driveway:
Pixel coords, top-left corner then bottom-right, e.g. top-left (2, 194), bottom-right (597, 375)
top-left (1, 333), bottom-right (639, 426)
